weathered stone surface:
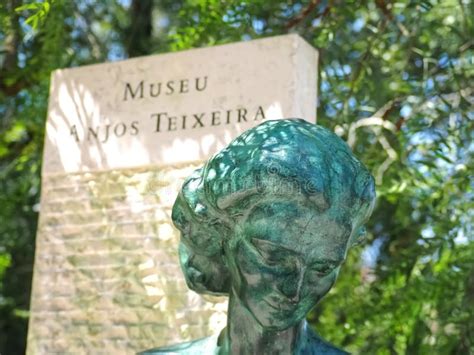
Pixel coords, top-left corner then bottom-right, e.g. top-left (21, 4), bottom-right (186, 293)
top-left (28, 34), bottom-right (318, 354)
top-left (42, 34), bottom-right (318, 173)
top-left (28, 164), bottom-right (228, 354)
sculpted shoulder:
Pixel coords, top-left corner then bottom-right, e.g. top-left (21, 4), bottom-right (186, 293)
top-left (298, 326), bottom-right (350, 355)
top-left (138, 335), bottom-right (219, 355)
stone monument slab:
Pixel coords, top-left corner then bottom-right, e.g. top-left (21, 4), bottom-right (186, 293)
top-left (42, 33), bottom-right (318, 173)
top-left (27, 34), bottom-right (318, 354)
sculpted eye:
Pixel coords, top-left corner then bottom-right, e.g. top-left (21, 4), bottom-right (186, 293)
top-left (310, 264), bottom-right (336, 277)
top-left (250, 239), bottom-right (279, 264)
top-left (250, 238), bottom-right (299, 272)
top-left (250, 238), bottom-right (277, 257)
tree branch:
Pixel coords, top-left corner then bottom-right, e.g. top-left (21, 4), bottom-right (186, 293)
top-left (375, 0), bottom-right (409, 36)
top-left (347, 100), bottom-right (402, 184)
top-left (126, 0), bottom-right (153, 57)
top-left (342, 17), bottom-right (391, 119)
top-left (72, 3), bottom-right (107, 61)
top-left (0, 0), bottom-right (24, 97)
top-left (285, 0), bottom-right (322, 30)
top-left (2, 0), bottom-right (21, 72)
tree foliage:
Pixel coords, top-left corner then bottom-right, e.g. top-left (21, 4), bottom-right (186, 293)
top-left (0, 0), bottom-right (473, 354)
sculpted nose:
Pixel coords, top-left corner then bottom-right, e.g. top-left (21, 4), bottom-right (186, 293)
top-left (293, 268), bottom-right (306, 302)
top-left (280, 267), bottom-right (305, 303)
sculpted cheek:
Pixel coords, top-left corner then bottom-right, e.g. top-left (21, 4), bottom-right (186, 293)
top-left (229, 241), bottom-right (257, 297)
top-left (301, 271), bottom-right (339, 304)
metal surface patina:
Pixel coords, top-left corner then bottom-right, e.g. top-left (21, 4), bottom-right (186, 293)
top-left (141, 119), bottom-right (376, 355)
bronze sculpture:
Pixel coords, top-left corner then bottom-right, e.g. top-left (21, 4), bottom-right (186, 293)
top-left (141, 119), bottom-right (375, 354)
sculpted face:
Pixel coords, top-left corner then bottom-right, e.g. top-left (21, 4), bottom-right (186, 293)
top-left (164, 120), bottom-right (376, 355)
top-left (226, 200), bottom-right (361, 330)
top-left (178, 221), bottom-right (231, 295)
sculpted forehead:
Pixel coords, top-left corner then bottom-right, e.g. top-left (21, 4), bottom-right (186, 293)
top-left (241, 201), bottom-right (354, 261)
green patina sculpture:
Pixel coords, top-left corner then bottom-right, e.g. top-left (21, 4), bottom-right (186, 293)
top-left (141, 119), bottom-right (375, 354)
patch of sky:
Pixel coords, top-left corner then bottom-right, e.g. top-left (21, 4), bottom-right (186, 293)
top-left (334, 101), bottom-right (343, 110)
top-left (18, 52), bottom-right (26, 68)
top-left (408, 152), bottom-right (427, 170)
top-left (76, 1), bottom-right (87, 12)
top-left (326, 104), bottom-right (337, 118)
top-left (416, 239), bottom-right (427, 246)
top-left (409, 131), bottom-right (436, 146)
top-left (395, 14), bottom-right (405, 22)
top-left (412, 209), bottom-right (421, 221)
top-left (367, 134), bottom-right (377, 145)
top-left (17, 90), bottom-right (31, 107)
top-left (449, 112), bottom-right (463, 130)
top-left (58, 13), bottom-right (72, 27)
top-left (117, 0), bottom-right (131, 7)
top-left (435, 74), bottom-right (449, 85)
top-left (335, 67), bottom-right (345, 77)
top-left (373, 222), bottom-right (384, 234)
top-left (468, 54), bottom-right (474, 66)
top-left (451, 265), bottom-right (462, 272)
top-left (419, 254), bottom-right (433, 264)
top-left (321, 80), bottom-right (330, 92)
top-left (156, 16), bottom-right (170, 29)
top-left (328, 62), bottom-right (348, 77)
top-left (91, 21), bottom-right (102, 34)
top-left (400, 105), bottom-right (412, 118)
top-left (348, 51), bottom-right (360, 59)
top-left (282, 3), bottom-right (302, 17)
top-left (223, 11), bottom-right (242, 28)
top-left (361, 237), bottom-right (385, 268)
top-left (454, 229), bottom-right (469, 245)
top-left (312, 18), bottom-right (321, 27)
top-left (425, 78), bottom-right (434, 91)
top-left (451, 57), bottom-right (462, 67)
top-left (438, 53), bottom-right (449, 68)
top-left (252, 19), bottom-right (265, 34)
top-left (293, 3), bottom-right (303, 12)
top-left (409, 130), bottom-right (463, 179)
top-left (107, 43), bottom-right (126, 61)
top-left (326, 67), bottom-right (335, 77)
top-left (71, 28), bottom-right (81, 39)
top-left (78, 47), bottom-right (91, 60)
top-left (421, 226), bottom-right (435, 239)
top-left (352, 17), bottom-right (365, 32)
top-left (348, 97), bottom-right (357, 109)
top-left (18, 17), bottom-right (31, 35)
top-left (74, 15), bottom-right (88, 32)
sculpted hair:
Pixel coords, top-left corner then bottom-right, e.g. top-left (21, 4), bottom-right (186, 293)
top-left (172, 119), bottom-right (375, 295)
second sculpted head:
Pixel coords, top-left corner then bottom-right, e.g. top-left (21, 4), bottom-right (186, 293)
top-left (172, 118), bottom-right (375, 330)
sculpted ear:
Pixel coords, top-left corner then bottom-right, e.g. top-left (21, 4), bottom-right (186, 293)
top-left (349, 226), bottom-right (368, 247)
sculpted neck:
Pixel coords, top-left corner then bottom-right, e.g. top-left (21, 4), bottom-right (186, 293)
top-left (218, 290), bottom-right (304, 355)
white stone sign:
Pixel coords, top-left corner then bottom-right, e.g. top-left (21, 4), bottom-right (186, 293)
top-left (28, 34), bottom-right (318, 354)
top-left (43, 34), bottom-right (318, 173)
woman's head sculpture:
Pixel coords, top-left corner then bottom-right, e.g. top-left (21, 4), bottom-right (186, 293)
top-left (167, 119), bottom-right (375, 353)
